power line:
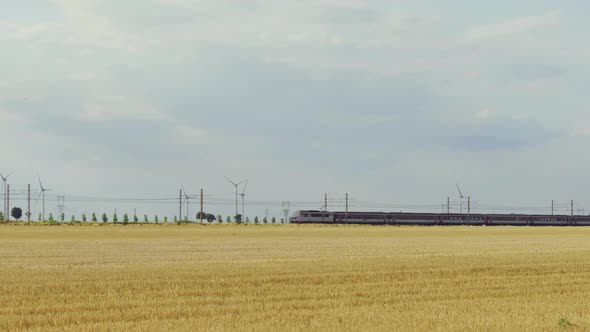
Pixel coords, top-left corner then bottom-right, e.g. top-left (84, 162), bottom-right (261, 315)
top-left (282, 201), bottom-right (291, 224)
top-left (4, 184), bottom-right (590, 218)
top-left (57, 196), bottom-right (65, 217)
top-left (4, 193), bottom-right (590, 215)
top-left (3, 191), bottom-right (590, 213)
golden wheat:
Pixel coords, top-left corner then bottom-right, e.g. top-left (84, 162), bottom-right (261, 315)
top-left (0, 224), bottom-right (588, 331)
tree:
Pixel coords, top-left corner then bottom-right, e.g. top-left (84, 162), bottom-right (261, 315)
top-left (113, 213), bottom-right (118, 223)
top-left (272, 217), bottom-right (276, 224)
top-left (235, 214), bottom-right (242, 224)
top-left (281, 218), bottom-right (285, 224)
top-left (71, 215), bottom-right (76, 222)
top-left (123, 213), bottom-right (129, 223)
top-left (217, 215), bottom-right (223, 224)
top-left (174, 216), bottom-right (178, 222)
top-left (207, 214), bottom-right (216, 223)
top-left (226, 216), bottom-right (231, 223)
top-left (164, 216), bottom-right (168, 223)
top-left (254, 216), bottom-right (259, 225)
top-left (263, 217), bottom-right (268, 224)
top-left (60, 213), bottom-right (65, 222)
top-left (48, 213), bottom-right (54, 222)
top-left (38, 212), bottom-right (41, 221)
top-left (11, 207), bottom-right (22, 221)
top-left (155, 215), bottom-right (159, 223)
top-left (92, 213), bottom-right (98, 222)
top-left (196, 212), bottom-right (206, 221)
top-left (246, 216), bottom-right (250, 223)
top-left (133, 214), bottom-right (139, 223)
top-left (0, 211), bottom-right (4, 221)
top-left (82, 213), bottom-right (87, 222)
top-left (144, 214), bottom-right (148, 223)
top-left (101, 213), bottom-right (108, 223)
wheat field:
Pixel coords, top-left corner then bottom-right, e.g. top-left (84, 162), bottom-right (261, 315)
top-left (0, 224), bottom-right (588, 331)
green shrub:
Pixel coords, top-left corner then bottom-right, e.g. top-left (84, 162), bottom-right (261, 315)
top-left (559, 318), bottom-right (573, 328)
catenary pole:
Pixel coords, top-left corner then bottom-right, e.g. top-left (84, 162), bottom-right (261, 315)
top-left (179, 189), bottom-right (182, 222)
top-left (345, 193), bottom-right (348, 224)
top-left (467, 196), bottom-right (471, 225)
top-left (447, 197), bottom-right (450, 214)
top-left (200, 189), bottom-right (204, 224)
top-left (6, 185), bottom-right (8, 221)
top-left (27, 184), bottom-right (31, 222)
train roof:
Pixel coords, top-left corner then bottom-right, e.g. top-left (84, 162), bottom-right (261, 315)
top-left (296, 210), bottom-right (582, 218)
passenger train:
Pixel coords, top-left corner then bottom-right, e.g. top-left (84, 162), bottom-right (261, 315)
top-left (290, 210), bottom-right (590, 226)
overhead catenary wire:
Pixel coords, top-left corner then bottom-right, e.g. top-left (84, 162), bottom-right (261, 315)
top-left (2, 194), bottom-right (589, 211)
top-left (2, 189), bottom-right (590, 217)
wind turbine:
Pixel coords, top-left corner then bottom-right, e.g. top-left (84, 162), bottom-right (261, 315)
top-left (0, 171), bottom-right (13, 221)
top-left (182, 185), bottom-right (190, 221)
top-left (240, 180), bottom-right (249, 220)
top-left (224, 176), bottom-right (247, 219)
top-left (37, 175), bottom-right (52, 221)
top-left (456, 184), bottom-right (465, 214)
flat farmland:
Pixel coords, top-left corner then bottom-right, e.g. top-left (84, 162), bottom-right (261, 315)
top-left (0, 225), bottom-right (589, 331)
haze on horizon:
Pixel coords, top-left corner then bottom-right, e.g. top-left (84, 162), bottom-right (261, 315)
top-left (1, 0), bottom-right (590, 220)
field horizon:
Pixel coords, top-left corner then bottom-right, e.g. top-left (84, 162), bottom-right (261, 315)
top-left (0, 224), bottom-right (588, 331)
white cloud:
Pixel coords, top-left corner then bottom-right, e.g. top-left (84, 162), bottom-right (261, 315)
top-left (66, 70), bottom-right (101, 82)
top-left (170, 125), bottom-right (209, 144)
top-left (51, 0), bottom-right (142, 50)
top-left (463, 12), bottom-right (561, 41)
top-left (570, 124), bottom-right (590, 138)
top-left (0, 21), bottom-right (55, 41)
top-left (475, 109), bottom-right (496, 120)
top-left (76, 95), bottom-right (167, 121)
top-left (0, 108), bottom-right (26, 125)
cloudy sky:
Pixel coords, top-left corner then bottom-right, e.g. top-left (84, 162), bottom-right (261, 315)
top-left (2, 0), bottom-right (590, 220)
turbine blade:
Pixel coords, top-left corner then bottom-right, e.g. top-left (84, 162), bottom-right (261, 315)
top-left (35, 191), bottom-right (43, 203)
top-left (241, 180), bottom-right (249, 195)
top-left (456, 184), bottom-right (464, 198)
top-left (224, 176), bottom-right (237, 186)
top-left (37, 175), bottom-right (44, 190)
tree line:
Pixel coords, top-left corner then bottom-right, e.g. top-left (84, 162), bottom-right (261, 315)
top-left (2, 208), bottom-right (286, 224)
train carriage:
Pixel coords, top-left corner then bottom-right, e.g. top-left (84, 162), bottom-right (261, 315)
top-left (291, 210), bottom-right (590, 226)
